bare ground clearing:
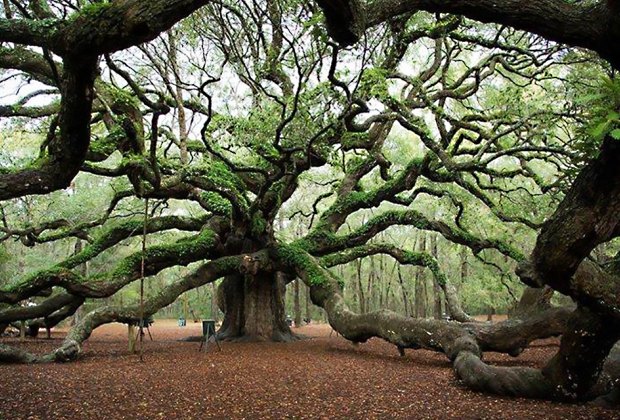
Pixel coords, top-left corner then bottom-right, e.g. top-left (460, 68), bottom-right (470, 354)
top-left (0, 320), bottom-right (617, 419)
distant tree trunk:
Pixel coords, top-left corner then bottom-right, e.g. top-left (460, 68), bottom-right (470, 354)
top-left (355, 259), bottom-right (366, 313)
top-left (460, 246), bottom-right (468, 288)
top-left (397, 265), bottom-right (409, 316)
top-left (217, 273), bottom-right (296, 342)
top-left (294, 277), bottom-right (301, 327)
top-left (168, 29), bottom-right (189, 165)
top-left (382, 256), bottom-right (393, 310)
top-left (378, 256), bottom-right (384, 309)
top-left (210, 282), bottom-right (218, 322)
top-left (128, 325), bottom-right (136, 353)
top-left (366, 255), bottom-right (376, 312)
top-left (430, 234), bottom-right (443, 319)
top-left (305, 283), bottom-right (311, 322)
top-left (72, 239), bottom-right (88, 326)
top-left (487, 307), bottom-right (495, 321)
top-left (414, 233), bottom-right (427, 318)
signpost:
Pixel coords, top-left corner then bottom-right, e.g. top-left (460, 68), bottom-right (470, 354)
top-left (199, 319), bottom-right (221, 352)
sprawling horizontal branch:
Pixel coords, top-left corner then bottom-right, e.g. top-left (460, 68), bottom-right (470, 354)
top-left (26, 297), bottom-right (85, 337)
top-left (0, 255), bottom-right (240, 363)
top-left (0, 0), bottom-right (209, 56)
top-left (0, 228), bottom-right (222, 304)
top-left (59, 215), bottom-right (209, 269)
top-left (0, 293), bottom-right (77, 323)
top-left (0, 46), bottom-right (58, 85)
top-left (318, 0), bottom-right (620, 68)
top-left (273, 244), bottom-right (617, 402)
top-left (55, 0), bottom-right (209, 56)
top-left (303, 209), bottom-right (524, 261)
top-left (0, 18), bottom-right (55, 48)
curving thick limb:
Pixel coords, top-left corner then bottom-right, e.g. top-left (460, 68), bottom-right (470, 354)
top-left (0, 256), bottom-right (240, 363)
top-left (275, 244), bottom-right (617, 402)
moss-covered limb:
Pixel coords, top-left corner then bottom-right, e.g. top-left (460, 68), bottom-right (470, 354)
top-left (0, 214), bottom-right (210, 302)
top-left (0, 293), bottom-right (78, 323)
top-left (0, 17), bottom-right (56, 48)
top-left (58, 214), bottom-right (209, 269)
top-left (0, 256), bottom-right (240, 364)
top-left (0, 268), bottom-right (82, 304)
top-left (63, 255), bottom-right (240, 350)
top-left (0, 46), bottom-right (59, 86)
top-left (314, 156), bottom-right (424, 234)
top-left (320, 242), bottom-right (474, 322)
top-left (0, 227), bottom-right (222, 303)
top-left (75, 228), bottom-right (222, 297)
top-left (186, 175), bottom-right (249, 221)
top-left (48, 0), bottom-right (209, 57)
top-left (85, 128), bottom-right (127, 162)
top-left (0, 103), bottom-right (59, 118)
top-left (1, 218), bottom-right (75, 245)
top-left (302, 208), bottom-right (524, 262)
top-left (274, 243), bottom-right (476, 354)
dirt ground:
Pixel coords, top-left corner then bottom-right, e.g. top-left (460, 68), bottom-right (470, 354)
top-left (0, 320), bottom-right (617, 419)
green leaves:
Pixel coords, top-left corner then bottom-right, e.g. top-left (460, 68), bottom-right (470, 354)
top-left (574, 75), bottom-right (620, 153)
top-left (358, 67), bottom-right (390, 100)
top-left (610, 128), bottom-right (620, 140)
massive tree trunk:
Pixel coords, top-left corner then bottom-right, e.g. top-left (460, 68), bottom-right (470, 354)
top-left (217, 273), bottom-right (296, 342)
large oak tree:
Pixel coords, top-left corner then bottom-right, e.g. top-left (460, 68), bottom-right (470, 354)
top-left (0, 0), bottom-right (618, 406)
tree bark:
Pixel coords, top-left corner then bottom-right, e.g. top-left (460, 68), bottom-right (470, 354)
top-left (305, 283), bottom-right (311, 322)
top-left (512, 286), bottom-right (555, 318)
top-left (355, 259), bottom-right (366, 313)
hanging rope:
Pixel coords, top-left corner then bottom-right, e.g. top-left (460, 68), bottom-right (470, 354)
top-left (138, 197), bottom-right (149, 362)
